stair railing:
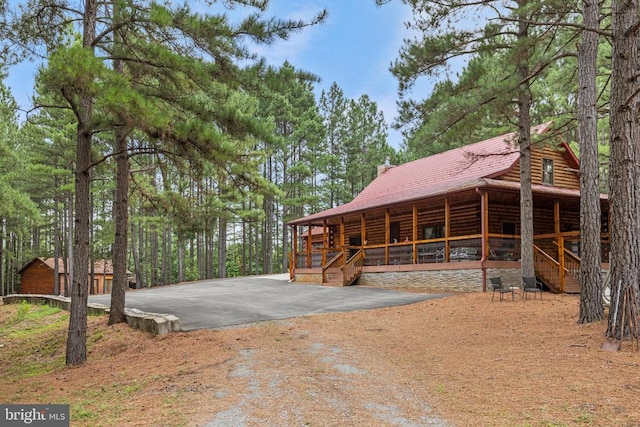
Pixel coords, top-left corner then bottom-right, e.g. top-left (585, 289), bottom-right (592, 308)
top-left (321, 247), bottom-right (365, 286)
top-left (322, 250), bottom-right (344, 284)
top-left (533, 245), bottom-right (562, 293)
top-left (563, 248), bottom-right (581, 279)
top-left (343, 249), bottom-right (365, 286)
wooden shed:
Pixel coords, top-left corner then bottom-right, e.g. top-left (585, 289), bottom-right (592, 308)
top-left (18, 257), bottom-right (119, 296)
top-left (288, 123), bottom-right (610, 292)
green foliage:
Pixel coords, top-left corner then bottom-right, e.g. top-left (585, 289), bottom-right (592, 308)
top-left (0, 76), bottom-right (41, 240)
top-left (317, 83), bottom-right (395, 207)
top-left (391, 1), bottom-right (592, 160)
top-left (41, 44), bottom-right (107, 104)
top-left (342, 94), bottom-right (392, 199)
top-left (12, 301), bottom-right (62, 323)
top-left (0, 0), bottom-right (399, 284)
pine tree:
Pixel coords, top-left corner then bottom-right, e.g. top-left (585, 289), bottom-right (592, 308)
top-left (319, 83), bottom-right (348, 208)
top-left (388, 0), bottom-right (581, 280)
top-left (0, 74), bottom-right (40, 295)
top-left (577, 0), bottom-right (604, 323)
top-left (606, 0), bottom-right (640, 340)
top-left (7, 0), bottom-right (326, 364)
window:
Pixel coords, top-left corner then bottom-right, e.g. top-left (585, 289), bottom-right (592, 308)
top-left (502, 222), bottom-right (516, 235)
top-left (348, 236), bottom-right (362, 258)
top-left (390, 221), bottom-right (400, 243)
top-left (423, 224), bottom-right (445, 240)
top-left (542, 158), bottom-right (554, 184)
top-left (349, 236), bottom-right (362, 246)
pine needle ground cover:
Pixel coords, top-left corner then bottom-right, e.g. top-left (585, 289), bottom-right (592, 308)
top-left (1, 292), bottom-right (639, 426)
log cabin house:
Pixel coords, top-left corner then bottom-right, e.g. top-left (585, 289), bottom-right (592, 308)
top-left (18, 257), bottom-right (120, 296)
top-left (288, 123), bottom-right (610, 293)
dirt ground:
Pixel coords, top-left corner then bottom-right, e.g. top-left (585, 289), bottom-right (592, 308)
top-left (2, 288), bottom-right (640, 427)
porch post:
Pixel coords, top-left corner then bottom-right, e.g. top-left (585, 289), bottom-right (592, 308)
top-left (480, 191), bottom-right (489, 291)
top-left (291, 225), bottom-right (297, 280)
top-left (361, 212), bottom-right (366, 248)
top-left (306, 224), bottom-right (312, 268)
top-left (554, 199), bottom-right (565, 292)
top-left (385, 209), bottom-right (390, 265)
top-left (412, 204), bottom-right (418, 263)
top-left (339, 217), bottom-right (345, 247)
top-left (322, 220), bottom-right (328, 266)
top-left (445, 198), bottom-right (451, 262)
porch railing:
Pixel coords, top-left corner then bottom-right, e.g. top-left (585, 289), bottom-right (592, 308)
top-left (563, 248), bottom-right (581, 279)
top-left (322, 250), bottom-right (344, 284)
top-left (293, 232), bottom-right (603, 272)
top-left (297, 248), bottom-right (341, 269)
top-left (362, 238), bottom-right (485, 266)
top-left (533, 245), bottom-right (561, 293)
top-left (321, 247), bottom-right (364, 286)
top-left (488, 237), bottom-right (521, 260)
top-left (343, 249), bottom-right (365, 286)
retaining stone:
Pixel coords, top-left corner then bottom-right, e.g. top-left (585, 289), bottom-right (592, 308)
top-left (1, 294), bottom-right (180, 335)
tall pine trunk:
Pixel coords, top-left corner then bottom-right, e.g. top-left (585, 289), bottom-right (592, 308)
top-left (65, 192), bottom-right (73, 296)
top-left (53, 190), bottom-right (61, 295)
top-left (607, 0), bottom-right (640, 338)
top-left (177, 231), bottom-right (185, 283)
top-left (109, 123), bottom-right (129, 323)
top-left (66, 0), bottom-right (97, 366)
top-left (517, 1), bottom-right (534, 279)
top-left (131, 222), bottom-right (143, 288)
top-left (578, 0), bottom-right (604, 323)
top-left (218, 216), bottom-right (227, 278)
top-left (66, 108), bottom-right (91, 366)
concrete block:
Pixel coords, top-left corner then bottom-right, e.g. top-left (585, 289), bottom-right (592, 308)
top-left (2, 294), bottom-right (181, 336)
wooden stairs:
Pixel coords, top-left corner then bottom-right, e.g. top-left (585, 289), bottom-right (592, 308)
top-left (534, 244), bottom-right (581, 294)
top-left (321, 248), bottom-right (365, 286)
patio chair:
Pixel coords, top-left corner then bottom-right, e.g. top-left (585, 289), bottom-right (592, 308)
top-left (490, 277), bottom-right (511, 301)
top-left (522, 276), bottom-right (543, 300)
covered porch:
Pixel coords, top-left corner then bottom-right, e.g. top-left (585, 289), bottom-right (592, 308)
top-left (289, 182), bottom-right (609, 293)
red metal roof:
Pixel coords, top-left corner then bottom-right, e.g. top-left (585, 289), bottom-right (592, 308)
top-left (19, 257), bottom-right (119, 275)
top-left (43, 257), bottom-right (67, 272)
top-left (289, 123), bottom-right (559, 226)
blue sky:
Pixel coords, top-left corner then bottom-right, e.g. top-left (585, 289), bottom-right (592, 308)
top-left (5, 0), bottom-right (417, 149)
top-left (257, 0), bottom-right (415, 149)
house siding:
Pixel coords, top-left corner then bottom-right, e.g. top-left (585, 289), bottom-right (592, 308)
top-left (20, 262), bottom-right (55, 294)
top-left (19, 258), bottom-right (119, 296)
top-left (499, 145), bottom-right (580, 189)
top-left (291, 126), bottom-right (608, 294)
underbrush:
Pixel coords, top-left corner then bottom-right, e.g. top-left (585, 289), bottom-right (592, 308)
top-left (0, 301), bottom-right (69, 380)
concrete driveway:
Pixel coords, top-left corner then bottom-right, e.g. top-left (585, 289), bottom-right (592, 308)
top-left (89, 275), bottom-right (447, 331)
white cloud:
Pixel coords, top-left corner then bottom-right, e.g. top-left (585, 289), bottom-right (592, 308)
top-left (252, 2), bottom-right (328, 66)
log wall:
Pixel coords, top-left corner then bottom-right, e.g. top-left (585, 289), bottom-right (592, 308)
top-left (500, 145), bottom-right (580, 189)
top-left (20, 262), bottom-right (55, 294)
top-left (488, 204), bottom-right (520, 234)
top-left (19, 262), bottom-right (113, 296)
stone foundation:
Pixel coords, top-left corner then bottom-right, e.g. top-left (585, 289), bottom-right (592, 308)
top-left (356, 268), bottom-right (521, 293)
top-left (293, 272), bottom-right (323, 285)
